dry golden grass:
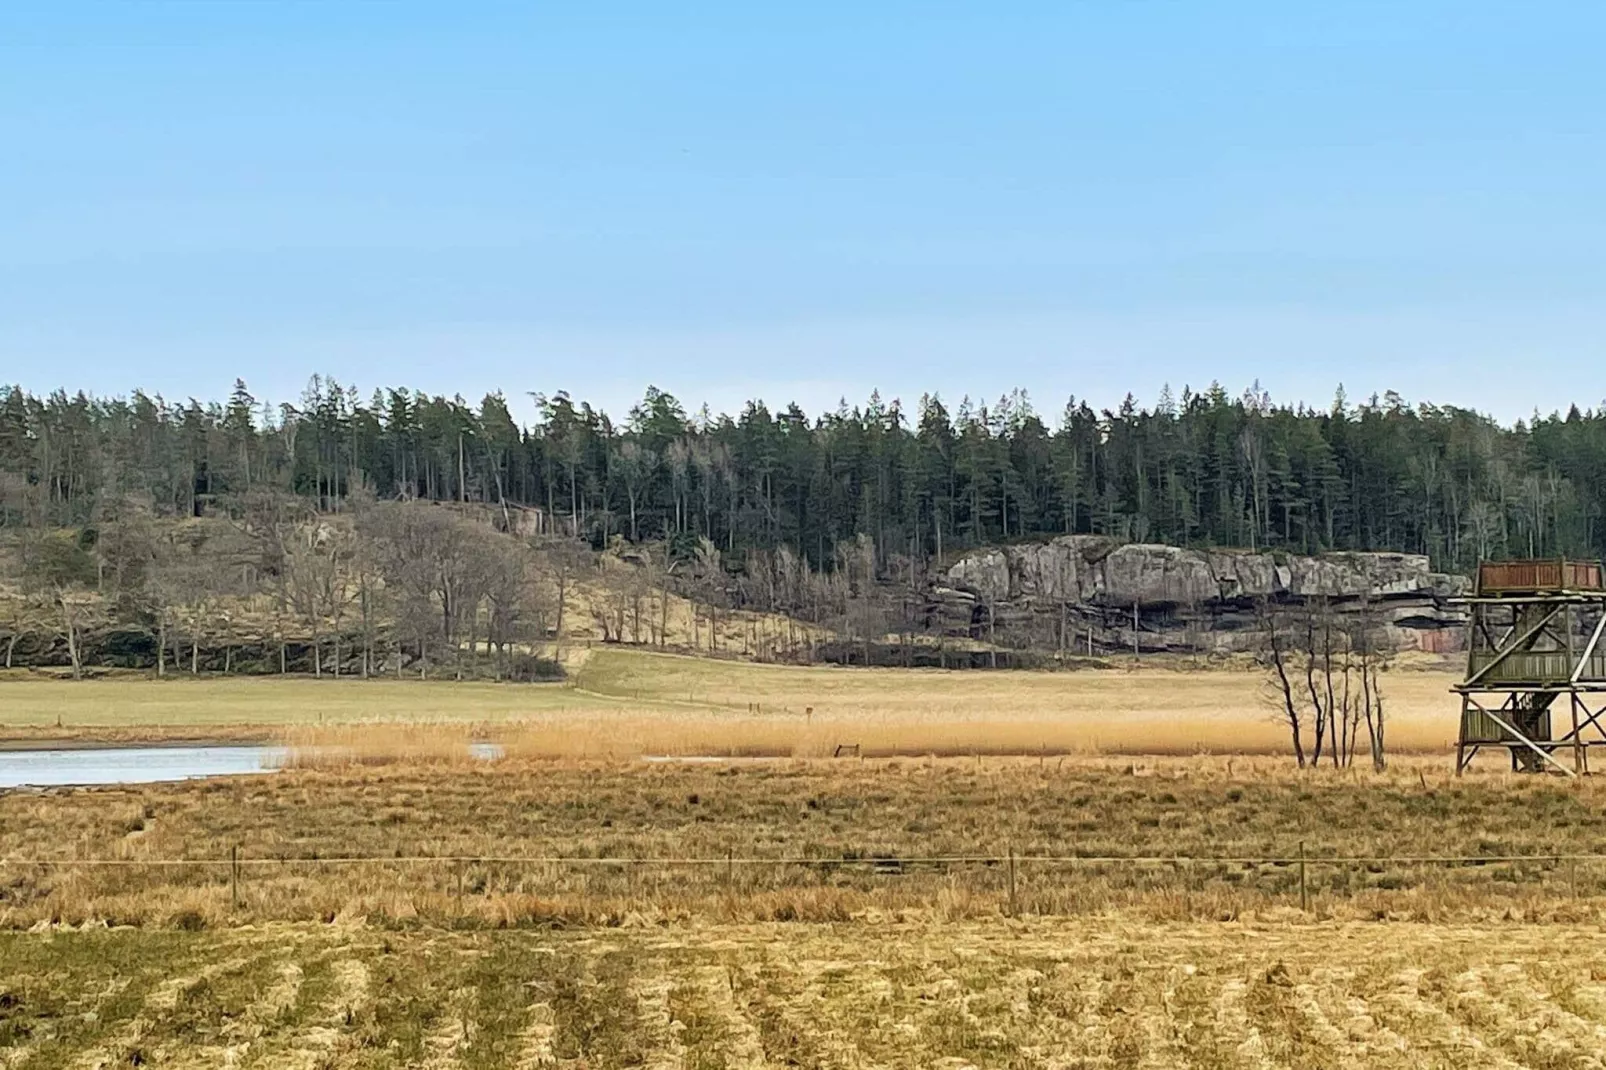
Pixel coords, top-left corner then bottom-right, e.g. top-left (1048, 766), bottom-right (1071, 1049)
top-left (0, 672), bottom-right (672, 739)
top-left (574, 647), bottom-right (1464, 755)
top-left (6, 917), bottom-right (1606, 1067)
top-left (559, 573), bottom-right (833, 654)
top-left (3, 694), bottom-right (1599, 1067)
top-left (1, 646), bottom-right (1466, 756)
top-left (3, 754), bottom-right (1603, 931)
top-left (4, 578), bottom-right (1576, 1067)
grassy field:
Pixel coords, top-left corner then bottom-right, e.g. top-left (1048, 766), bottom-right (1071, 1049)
top-left (6, 918), bottom-right (1606, 1068)
top-left (3, 651), bottom-right (1560, 1067)
top-left (3, 755), bottom-right (1602, 930)
top-left (0, 647), bottom-right (1465, 755)
top-left (0, 666), bottom-right (686, 745)
top-left (576, 648), bottom-right (1464, 754)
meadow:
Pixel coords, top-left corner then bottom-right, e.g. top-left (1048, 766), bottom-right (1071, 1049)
top-left (9, 650), bottom-right (1584, 1067)
top-left (0, 647), bottom-right (1465, 756)
top-left (3, 754), bottom-right (1603, 931)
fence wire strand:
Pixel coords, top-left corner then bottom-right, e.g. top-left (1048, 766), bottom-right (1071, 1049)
top-left (0, 852), bottom-right (1593, 868)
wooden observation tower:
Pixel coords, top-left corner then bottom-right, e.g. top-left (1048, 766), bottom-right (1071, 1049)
top-left (1455, 558), bottom-right (1606, 775)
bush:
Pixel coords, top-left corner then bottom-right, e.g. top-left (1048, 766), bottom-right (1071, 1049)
top-left (507, 653), bottom-right (565, 682)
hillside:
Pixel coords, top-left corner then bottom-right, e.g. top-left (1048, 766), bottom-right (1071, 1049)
top-left (0, 502), bottom-right (831, 678)
top-left (0, 498), bottom-right (1477, 677)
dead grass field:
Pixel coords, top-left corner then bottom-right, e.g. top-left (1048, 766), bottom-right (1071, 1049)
top-left (574, 648), bottom-right (1465, 755)
top-left (0, 665), bottom-right (1595, 1068)
top-left (4, 651), bottom-right (1563, 1067)
top-left (561, 573), bottom-right (834, 652)
top-left (0, 647), bottom-right (1465, 756)
top-left (6, 918), bottom-right (1606, 1068)
top-left (0, 670), bottom-right (687, 745)
top-left (4, 756), bottom-right (1603, 930)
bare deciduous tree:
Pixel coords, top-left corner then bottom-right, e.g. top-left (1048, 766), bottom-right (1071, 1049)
top-left (531, 535), bottom-right (591, 654)
top-left (1258, 595), bottom-right (1390, 770)
top-left (55, 587), bottom-right (105, 679)
top-left (1255, 597), bottom-right (1306, 767)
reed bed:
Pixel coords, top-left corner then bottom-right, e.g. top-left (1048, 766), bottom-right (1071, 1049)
top-left (278, 707), bottom-right (1457, 767)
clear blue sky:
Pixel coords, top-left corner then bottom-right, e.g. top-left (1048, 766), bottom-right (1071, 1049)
top-left (4, 1), bottom-right (1604, 424)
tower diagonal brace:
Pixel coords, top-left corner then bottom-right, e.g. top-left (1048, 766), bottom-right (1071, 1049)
top-left (1466, 696), bottom-right (1577, 777)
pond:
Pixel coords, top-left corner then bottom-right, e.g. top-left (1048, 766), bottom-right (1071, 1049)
top-left (0, 745), bottom-right (286, 789)
top-left (0, 742), bottom-right (509, 789)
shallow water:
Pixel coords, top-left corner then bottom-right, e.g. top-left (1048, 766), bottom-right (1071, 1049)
top-left (0, 745), bottom-right (287, 789)
top-left (0, 741), bottom-right (510, 789)
top-left (0, 743), bottom-right (772, 788)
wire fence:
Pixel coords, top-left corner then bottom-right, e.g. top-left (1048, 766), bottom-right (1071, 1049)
top-left (5, 846), bottom-right (1603, 919)
top-left (4, 851), bottom-right (1605, 867)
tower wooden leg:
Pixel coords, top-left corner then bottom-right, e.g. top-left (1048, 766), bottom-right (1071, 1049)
top-left (1574, 694), bottom-right (1585, 774)
top-left (1456, 697), bottom-right (1469, 776)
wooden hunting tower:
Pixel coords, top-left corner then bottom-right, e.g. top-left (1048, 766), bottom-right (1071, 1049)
top-left (1455, 558), bottom-right (1606, 775)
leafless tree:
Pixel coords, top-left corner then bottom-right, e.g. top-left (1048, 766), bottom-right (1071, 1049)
top-left (1351, 596), bottom-right (1390, 770)
top-left (682, 536), bottom-right (730, 653)
top-left (55, 586), bottom-right (104, 679)
top-left (613, 440), bottom-right (657, 542)
top-left (1299, 599), bottom-right (1331, 765)
top-left (230, 489), bottom-right (315, 673)
top-left (357, 502), bottom-right (456, 677)
top-left (139, 525), bottom-right (228, 676)
top-left (285, 520), bottom-right (340, 676)
top-left (1257, 594), bottom-right (1390, 770)
top-left (348, 521), bottom-right (385, 678)
top-left (480, 539), bottom-right (530, 678)
top-left (357, 501), bottom-right (522, 678)
top-left (1255, 597), bottom-right (1306, 767)
top-left (0, 596), bottom-right (51, 670)
top-left (531, 535), bottom-right (592, 654)
top-left (644, 542), bottom-right (673, 648)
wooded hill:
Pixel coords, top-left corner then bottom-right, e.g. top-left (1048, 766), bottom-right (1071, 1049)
top-left (0, 376), bottom-right (1597, 676)
top-left (3, 377), bottom-right (1602, 576)
top-left (0, 499), bottom-right (849, 678)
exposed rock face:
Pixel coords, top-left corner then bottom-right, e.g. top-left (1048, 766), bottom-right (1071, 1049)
top-left (936, 536), bottom-right (1468, 655)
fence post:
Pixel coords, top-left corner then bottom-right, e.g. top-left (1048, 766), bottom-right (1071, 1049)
top-left (230, 845), bottom-right (240, 911)
top-left (456, 860), bottom-right (465, 917)
top-left (1008, 845), bottom-right (1018, 917)
top-left (1298, 840), bottom-right (1308, 913)
top-left (726, 848), bottom-right (734, 890)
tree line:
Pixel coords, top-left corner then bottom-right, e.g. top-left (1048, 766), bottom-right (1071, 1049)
top-left (4, 376), bottom-right (1605, 573)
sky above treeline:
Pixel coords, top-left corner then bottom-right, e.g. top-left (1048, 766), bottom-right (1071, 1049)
top-left (3, 2), bottom-right (1605, 425)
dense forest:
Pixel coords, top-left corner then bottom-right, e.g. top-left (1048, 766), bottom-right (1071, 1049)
top-left (3, 376), bottom-right (1604, 573)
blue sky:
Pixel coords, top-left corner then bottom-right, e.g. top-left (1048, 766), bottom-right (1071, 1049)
top-left (3, 1), bottom-right (1604, 424)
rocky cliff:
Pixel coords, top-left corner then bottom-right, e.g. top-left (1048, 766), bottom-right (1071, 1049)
top-left (933, 536), bottom-right (1468, 655)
